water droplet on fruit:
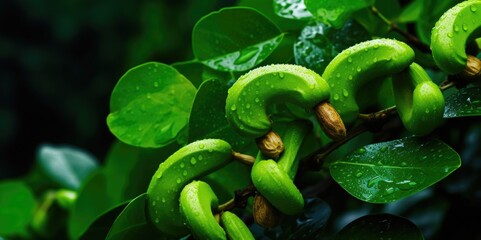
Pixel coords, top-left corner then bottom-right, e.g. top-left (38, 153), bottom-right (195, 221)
top-left (180, 163), bottom-right (185, 168)
top-left (255, 97), bottom-right (260, 103)
top-left (333, 93), bottom-right (340, 100)
top-left (462, 24), bottom-right (468, 31)
top-left (190, 157), bottom-right (197, 165)
top-left (454, 24), bottom-right (460, 32)
top-left (342, 89), bottom-right (349, 97)
top-left (278, 72), bottom-right (285, 78)
top-left (348, 57), bottom-right (353, 63)
top-left (471, 5), bottom-right (477, 12)
top-left (176, 178), bottom-right (181, 184)
top-left (230, 104), bottom-right (237, 111)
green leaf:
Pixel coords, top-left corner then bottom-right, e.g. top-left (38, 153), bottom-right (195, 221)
top-left (37, 144), bottom-right (98, 190)
top-left (397, 0), bottom-right (423, 23)
top-left (335, 214), bottom-right (424, 240)
top-left (444, 87), bottom-right (481, 118)
top-left (171, 60), bottom-right (233, 88)
top-left (106, 193), bottom-right (163, 240)
top-left (415, 0), bottom-right (459, 44)
top-left (305, 0), bottom-right (375, 28)
top-left (188, 79), bottom-right (253, 152)
top-left (79, 202), bottom-right (128, 240)
top-left (330, 137), bottom-right (461, 203)
top-left (192, 7), bottom-right (284, 72)
top-left (0, 181), bottom-right (36, 236)
top-left (68, 171), bottom-right (111, 239)
top-left (352, 0), bottom-right (401, 36)
top-left (294, 19), bottom-right (370, 74)
top-left (273, 0), bottom-right (313, 20)
top-left (107, 62), bottom-right (196, 148)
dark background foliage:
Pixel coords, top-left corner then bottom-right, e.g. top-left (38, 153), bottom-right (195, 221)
top-left (0, 0), bottom-right (235, 178)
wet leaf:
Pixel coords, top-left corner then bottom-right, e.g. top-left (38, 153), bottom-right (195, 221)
top-left (294, 19), bottom-right (370, 74)
top-left (79, 202), bottom-right (128, 240)
top-left (192, 7), bottom-right (283, 72)
top-left (171, 60), bottom-right (233, 88)
top-left (335, 214), bottom-right (424, 240)
top-left (37, 144), bottom-right (98, 190)
top-left (0, 181), bottom-right (36, 236)
top-left (330, 137), bottom-right (461, 203)
top-left (188, 79), bottom-right (253, 152)
top-left (444, 87), bottom-right (481, 118)
top-left (397, 0), bottom-right (423, 23)
top-left (305, 0), bottom-right (375, 28)
top-left (107, 62), bottom-right (196, 148)
top-left (415, 0), bottom-right (458, 44)
top-left (273, 0), bottom-right (312, 20)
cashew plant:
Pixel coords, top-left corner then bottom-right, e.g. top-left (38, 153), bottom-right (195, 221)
top-left (2, 0), bottom-right (481, 239)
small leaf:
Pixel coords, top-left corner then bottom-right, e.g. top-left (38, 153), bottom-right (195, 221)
top-left (444, 87), bottom-right (481, 118)
top-left (79, 202), bottom-right (128, 240)
top-left (397, 0), bottom-right (423, 23)
top-left (294, 19), bottom-right (370, 74)
top-left (106, 193), bottom-right (163, 240)
top-left (107, 62), bottom-right (196, 148)
top-left (0, 181), bottom-right (36, 236)
top-left (305, 0), bottom-right (375, 28)
top-left (37, 144), bottom-right (98, 190)
top-left (193, 7), bottom-right (284, 72)
top-left (188, 79), bottom-right (253, 152)
top-left (330, 137), bottom-right (461, 203)
top-left (335, 214), bottom-right (424, 240)
top-left (273, 0), bottom-right (313, 20)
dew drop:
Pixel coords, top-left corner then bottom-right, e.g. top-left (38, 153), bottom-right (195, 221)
top-left (347, 57), bottom-right (353, 63)
top-left (230, 104), bottom-right (237, 111)
top-left (246, 103), bottom-right (251, 109)
top-left (385, 187), bottom-right (395, 195)
top-left (154, 82), bottom-right (159, 88)
top-left (336, 73), bottom-right (341, 78)
top-left (255, 97), bottom-right (260, 103)
top-left (358, 147), bottom-right (366, 154)
top-left (152, 201), bottom-right (156, 206)
top-left (333, 93), bottom-right (340, 100)
top-left (355, 172), bottom-right (363, 178)
top-left (190, 157), bottom-right (197, 165)
top-left (180, 163), bottom-right (185, 168)
top-left (367, 176), bottom-right (380, 188)
top-left (342, 89), bottom-right (349, 97)
top-left (380, 146), bottom-right (388, 152)
top-left (462, 24), bottom-right (468, 31)
top-left (135, 86), bottom-right (140, 91)
top-left (454, 24), bottom-right (460, 32)
top-left (447, 32), bottom-right (453, 38)
top-left (161, 198), bottom-right (166, 203)
top-left (356, 66), bottom-right (361, 72)
top-left (278, 72), bottom-right (285, 79)
top-left (176, 178), bottom-right (181, 184)
top-left (183, 170), bottom-right (187, 176)
top-left (155, 218), bottom-right (160, 223)
top-left (471, 5), bottom-right (477, 12)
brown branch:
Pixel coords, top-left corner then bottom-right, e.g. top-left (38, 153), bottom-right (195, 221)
top-left (370, 6), bottom-right (431, 53)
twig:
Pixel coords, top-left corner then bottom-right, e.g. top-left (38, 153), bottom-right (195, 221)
top-left (370, 6), bottom-right (431, 53)
top-left (216, 184), bottom-right (256, 213)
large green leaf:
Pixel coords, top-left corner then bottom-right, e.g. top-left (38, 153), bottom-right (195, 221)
top-left (106, 193), bottom-right (163, 240)
top-left (444, 87), bottom-right (481, 118)
top-left (0, 181), bottom-right (36, 236)
top-left (273, 0), bottom-right (313, 20)
top-left (192, 7), bottom-right (284, 72)
top-left (188, 79), bottom-right (253, 152)
top-left (415, 0), bottom-right (460, 44)
top-left (107, 62), bottom-right (196, 148)
top-left (396, 0), bottom-right (423, 23)
top-left (294, 19), bottom-right (370, 74)
top-left (79, 202), bottom-right (128, 240)
top-left (335, 214), bottom-right (424, 240)
top-left (305, 0), bottom-right (375, 28)
top-left (37, 144), bottom-right (98, 190)
top-left (330, 137), bottom-right (461, 203)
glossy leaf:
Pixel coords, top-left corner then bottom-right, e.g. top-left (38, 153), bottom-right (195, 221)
top-left (330, 137), bottom-right (461, 203)
top-left (335, 214), bottom-right (424, 240)
top-left (192, 7), bottom-right (283, 72)
top-left (0, 181), bottom-right (36, 236)
top-left (106, 193), bottom-right (163, 240)
top-left (79, 202), bottom-right (128, 240)
top-left (273, 0), bottom-right (313, 20)
top-left (352, 0), bottom-right (401, 36)
top-left (188, 79), bottom-right (253, 152)
top-left (415, 0), bottom-right (457, 44)
top-left (294, 19), bottom-right (370, 74)
top-left (107, 62), bottom-right (196, 148)
top-left (444, 87), bottom-right (481, 118)
top-left (305, 0), bottom-right (375, 28)
top-left (37, 144), bottom-right (98, 190)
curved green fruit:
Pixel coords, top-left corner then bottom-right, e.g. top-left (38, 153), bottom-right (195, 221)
top-left (251, 160), bottom-right (304, 215)
top-left (146, 139), bottom-right (233, 237)
top-left (180, 181), bottom-right (226, 240)
top-left (220, 211), bottom-right (255, 240)
top-left (392, 63), bottom-right (445, 135)
top-left (226, 64), bottom-right (330, 138)
top-left (277, 120), bottom-right (311, 179)
top-left (431, 1), bottom-right (481, 74)
top-left (322, 39), bottom-right (415, 125)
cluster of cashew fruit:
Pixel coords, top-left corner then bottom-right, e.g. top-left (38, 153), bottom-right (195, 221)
top-left (146, 1), bottom-right (481, 239)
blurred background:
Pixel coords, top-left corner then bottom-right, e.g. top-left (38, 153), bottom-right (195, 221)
top-left (0, 0), bottom-right (236, 179)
